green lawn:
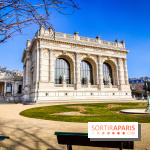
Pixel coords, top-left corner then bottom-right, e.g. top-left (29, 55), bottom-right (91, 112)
top-left (19, 102), bottom-right (150, 123)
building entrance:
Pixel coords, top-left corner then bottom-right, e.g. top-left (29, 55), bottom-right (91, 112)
top-left (0, 82), bottom-right (4, 96)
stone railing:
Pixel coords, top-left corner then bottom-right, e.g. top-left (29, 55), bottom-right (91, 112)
top-left (81, 85), bottom-right (88, 88)
top-left (91, 85), bottom-right (97, 88)
top-left (66, 84), bottom-right (74, 87)
top-left (112, 85), bottom-right (118, 88)
top-left (55, 84), bottom-right (63, 87)
top-left (104, 85), bottom-right (110, 88)
top-left (36, 26), bottom-right (126, 49)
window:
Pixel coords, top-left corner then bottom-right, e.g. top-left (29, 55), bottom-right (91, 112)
top-left (55, 58), bottom-right (70, 84)
top-left (18, 85), bottom-right (22, 94)
top-left (103, 62), bottom-right (113, 85)
top-left (81, 60), bottom-right (93, 85)
top-left (6, 83), bottom-right (12, 93)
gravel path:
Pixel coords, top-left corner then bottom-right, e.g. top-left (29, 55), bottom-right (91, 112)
top-left (0, 103), bottom-right (150, 150)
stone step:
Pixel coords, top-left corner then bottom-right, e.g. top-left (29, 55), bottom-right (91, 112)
top-left (36, 98), bottom-right (135, 104)
top-left (0, 96), bottom-right (10, 104)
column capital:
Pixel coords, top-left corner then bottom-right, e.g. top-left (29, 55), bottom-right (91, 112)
top-left (40, 48), bottom-right (44, 51)
top-left (75, 52), bottom-right (80, 55)
top-left (48, 48), bottom-right (54, 51)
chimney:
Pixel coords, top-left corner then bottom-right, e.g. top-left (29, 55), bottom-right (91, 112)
top-left (2, 67), bottom-right (7, 71)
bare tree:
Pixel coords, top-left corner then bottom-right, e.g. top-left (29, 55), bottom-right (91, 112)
top-left (0, 0), bottom-right (79, 43)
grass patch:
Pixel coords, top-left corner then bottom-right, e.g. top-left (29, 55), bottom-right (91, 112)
top-left (19, 102), bottom-right (150, 123)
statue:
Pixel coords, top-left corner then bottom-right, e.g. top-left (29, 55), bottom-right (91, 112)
top-left (86, 76), bottom-right (90, 84)
top-left (62, 75), bottom-right (66, 84)
top-left (108, 76), bottom-right (111, 85)
top-left (143, 80), bottom-right (150, 112)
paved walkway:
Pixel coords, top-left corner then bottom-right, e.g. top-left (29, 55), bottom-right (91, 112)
top-left (0, 102), bottom-right (150, 150)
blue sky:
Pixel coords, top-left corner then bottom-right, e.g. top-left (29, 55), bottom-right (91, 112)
top-left (1, 0), bottom-right (150, 78)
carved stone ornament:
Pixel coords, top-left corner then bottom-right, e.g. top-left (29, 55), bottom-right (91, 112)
top-left (43, 50), bottom-right (49, 58)
top-left (62, 51), bottom-right (67, 55)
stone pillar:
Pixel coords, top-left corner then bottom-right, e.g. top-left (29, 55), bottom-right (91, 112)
top-left (98, 55), bottom-right (104, 90)
top-left (74, 32), bottom-right (80, 40)
top-left (117, 58), bottom-right (125, 90)
top-left (24, 58), bottom-right (31, 101)
top-left (96, 36), bottom-right (101, 44)
top-left (115, 39), bottom-right (119, 47)
top-left (33, 41), bottom-right (40, 102)
top-left (40, 25), bottom-right (44, 36)
top-left (23, 65), bottom-right (26, 89)
top-left (26, 58), bottom-right (32, 86)
top-left (11, 82), bottom-right (14, 96)
top-left (123, 58), bottom-right (129, 85)
top-left (4, 81), bottom-right (7, 96)
top-left (117, 58), bottom-right (121, 85)
top-left (36, 42), bottom-right (40, 83)
top-left (75, 52), bottom-right (81, 89)
top-left (49, 49), bottom-right (54, 85)
top-left (73, 64), bottom-right (76, 85)
top-left (39, 48), bottom-right (43, 81)
top-left (121, 40), bottom-right (125, 49)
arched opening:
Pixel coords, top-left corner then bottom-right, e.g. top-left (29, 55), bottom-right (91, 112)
top-left (80, 60), bottom-right (93, 85)
top-left (103, 62), bottom-right (113, 85)
top-left (55, 58), bottom-right (70, 84)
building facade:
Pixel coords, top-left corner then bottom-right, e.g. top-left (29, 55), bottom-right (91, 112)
top-left (0, 67), bottom-right (23, 102)
top-left (21, 26), bottom-right (132, 103)
top-left (129, 77), bottom-right (150, 97)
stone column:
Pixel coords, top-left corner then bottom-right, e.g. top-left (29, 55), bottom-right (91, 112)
top-left (24, 58), bottom-right (31, 101)
top-left (98, 55), bottom-right (104, 90)
top-left (23, 65), bottom-right (26, 89)
top-left (75, 52), bottom-right (81, 89)
top-left (11, 82), bottom-right (14, 96)
top-left (4, 81), bottom-right (7, 96)
top-left (117, 58), bottom-right (122, 85)
top-left (49, 49), bottom-right (54, 84)
top-left (117, 58), bottom-right (125, 90)
top-left (73, 64), bottom-right (76, 85)
top-left (26, 58), bottom-right (32, 86)
top-left (36, 43), bottom-right (40, 83)
top-left (34, 41), bottom-right (40, 102)
top-left (39, 48), bottom-right (43, 81)
top-left (123, 58), bottom-right (129, 85)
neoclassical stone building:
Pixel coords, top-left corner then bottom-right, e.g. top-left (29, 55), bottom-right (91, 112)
top-left (21, 26), bottom-right (132, 102)
top-left (0, 67), bottom-right (23, 102)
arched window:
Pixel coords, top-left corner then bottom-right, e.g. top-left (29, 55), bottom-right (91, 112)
top-left (81, 60), bottom-right (93, 85)
top-left (103, 62), bottom-right (113, 85)
top-left (55, 58), bottom-right (70, 84)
